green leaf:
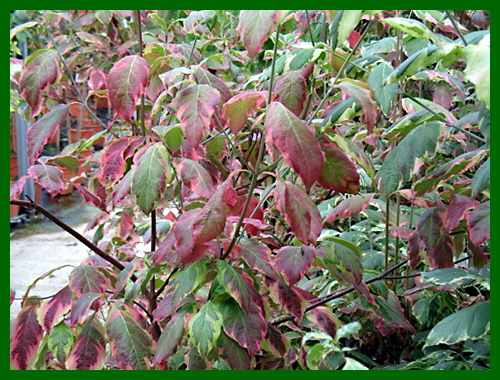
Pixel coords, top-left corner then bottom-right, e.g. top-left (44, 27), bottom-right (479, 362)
top-left (318, 142), bottom-right (360, 194)
top-left (464, 36), bottom-right (490, 109)
top-left (421, 268), bottom-right (486, 287)
top-left (424, 301), bottom-right (490, 348)
top-left (381, 17), bottom-right (433, 39)
top-left (188, 301), bottom-right (223, 357)
top-left (152, 124), bottom-right (184, 153)
top-left (216, 260), bottom-right (254, 313)
top-left (342, 357), bottom-right (369, 370)
top-left (154, 309), bottom-right (188, 365)
top-left (48, 321), bottom-right (74, 364)
top-left (376, 121), bottom-right (442, 195)
top-left (367, 61), bottom-right (398, 116)
top-left (131, 142), bottom-right (172, 215)
top-left (471, 157), bottom-right (490, 197)
top-left (321, 98), bottom-right (362, 131)
top-left (330, 10), bottom-right (363, 49)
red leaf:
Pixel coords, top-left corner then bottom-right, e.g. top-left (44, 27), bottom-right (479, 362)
top-left (274, 63), bottom-right (314, 116)
top-left (69, 265), bottom-right (107, 297)
top-left (264, 323), bottom-right (288, 357)
top-left (237, 10), bottom-right (287, 59)
top-left (153, 230), bottom-right (176, 266)
top-left (70, 293), bottom-right (105, 325)
top-left (219, 297), bottom-right (266, 356)
top-left (107, 55), bottom-right (150, 122)
top-left (222, 91), bottom-right (267, 134)
top-left (74, 183), bottom-right (108, 213)
top-left (239, 244), bottom-right (277, 279)
top-left (192, 177), bottom-right (237, 247)
top-left (89, 68), bottom-right (107, 92)
top-left (467, 201), bottom-right (490, 245)
top-left (10, 304), bottom-right (43, 370)
top-left (217, 331), bottom-right (253, 370)
top-left (39, 286), bottom-right (72, 333)
top-left (268, 278), bottom-right (306, 322)
top-left (371, 291), bottom-right (416, 336)
top-left (20, 50), bottom-right (61, 117)
top-left (325, 193), bottom-right (374, 223)
top-left (417, 207), bottom-right (454, 268)
top-left (408, 232), bottom-right (425, 270)
top-left (433, 82), bottom-right (452, 110)
top-left (26, 104), bottom-right (70, 166)
top-left (335, 78), bottom-right (378, 133)
top-left (265, 102), bottom-right (324, 190)
top-left (175, 158), bottom-right (216, 199)
top-left (318, 142), bottom-right (360, 193)
top-left (173, 84), bottom-right (220, 147)
top-left (28, 164), bottom-right (64, 198)
top-left (445, 194), bottom-right (479, 232)
top-left (275, 246), bottom-right (316, 285)
top-left (97, 137), bottom-right (131, 188)
top-left (230, 194), bottom-right (265, 236)
top-left (275, 181), bottom-right (322, 245)
top-left (66, 314), bottom-right (106, 370)
top-left (173, 210), bottom-right (198, 265)
top-left (310, 307), bottom-right (340, 338)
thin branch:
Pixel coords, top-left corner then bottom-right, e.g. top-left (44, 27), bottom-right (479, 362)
top-left (444, 10), bottom-right (468, 46)
top-left (305, 10), bottom-right (315, 47)
top-left (136, 10), bottom-right (146, 136)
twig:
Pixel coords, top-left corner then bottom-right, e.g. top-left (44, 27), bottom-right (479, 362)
top-left (444, 10), bottom-right (468, 46)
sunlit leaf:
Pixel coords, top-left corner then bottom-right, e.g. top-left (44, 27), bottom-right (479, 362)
top-left (39, 285), bottom-right (73, 333)
top-left (10, 304), bottom-right (43, 370)
top-left (318, 142), bottom-right (360, 194)
top-left (330, 10), bottom-right (363, 49)
top-left (28, 164), bottom-right (64, 198)
top-left (464, 36), bottom-right (490, 109)
top-left (188, 301), bottom-right (223, 357)
top-left (69, 265), bottom-right (107, 297)
top-left (222, 91), bottom-right (267, 134)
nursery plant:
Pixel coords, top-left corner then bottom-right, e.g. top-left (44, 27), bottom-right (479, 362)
top-left (10, 10), bottom-right (489, 370)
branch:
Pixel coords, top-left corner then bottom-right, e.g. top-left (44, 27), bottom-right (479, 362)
top-left (10, 199), bottom-right (137, 282)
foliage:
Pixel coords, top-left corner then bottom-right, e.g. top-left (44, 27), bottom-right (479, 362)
top-left (10, 10), bottom-right (489, 370)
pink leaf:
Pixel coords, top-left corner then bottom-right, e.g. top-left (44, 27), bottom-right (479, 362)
top-left (239, 244), bottom-right (277, 279)
top-left (69, 265), bottom-right (107, 297)
top-left (10, 304), bottom-right (43, 370)
top-left (89, 68), bottom-right (107, 92)
top-left (222, 91), bottom-right (267, 134)
top-left (107, 55), bottom-right (150, 122)
top-left (193, 66), bottom-right (232, 103)
top-left (230, 194), bottom-right (265, 236)
top-left (433, 82), bottom-right (452, 110)
top-left (175, 158), bottom-right (216, 199)
top-left (466, 201), bottom-right (490, 245)
top-left (318, 142), bottom-right (360, 193)
top-left (191, 177), bottom-right (237, 247)
top-left (20, 50), bottom-right (61, 117)
top-left (70, 293), bottom-right (105, 325)
top-left (174, 84), bottom-right (220, 147)
top-left (97, 137), bottom-right (131, 188)
top-left (275, 246), bottom-right (316, 285)
top-left (10, 175), bottom-right (29, 200)
top-left (66, 315), bottom-right (106, 370)
top-left (237, 10), bottom-right (287, 59)
top-left (39, 285), bottom-right (73, 333)
top-left (274, 63), bottom-right (314, 116)
top-left (28, 164), bottom-right (64, 198)
top-left (26, 104), bottom-right (70, 166)
top-left (268, 278), bottom-right (306, 322)
top-left (325, 193), bottom-right (374, 223)
top-left (265, 102), bottom-right (324, 190)
top-left (335, 78), bottom-right (378, 133)
top-left (275, 181), bottom-right (322, 245)
top-left (310, 307), bottom-right (340, 338)
top-left (74, 183), bottom-right (108, 213)
top-left (417, 207), bottom-right (454, 268)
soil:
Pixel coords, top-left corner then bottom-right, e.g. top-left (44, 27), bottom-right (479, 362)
top-left (10, 191), bottom-right (102, 318)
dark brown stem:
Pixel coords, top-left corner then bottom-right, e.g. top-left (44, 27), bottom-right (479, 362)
top-left (11, 199), bottom-right (137, 282)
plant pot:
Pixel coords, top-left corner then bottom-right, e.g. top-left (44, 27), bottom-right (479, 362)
top-left (10, 203), bottom-right (19, 218)
top-left (60, 167), bottom-right (77, 195)
top-left (69, 103), bottom-right (90, 119)
top-left (69, 127), bottom-right (104, 146)
top-left (10, 155), bottom-right (18, 179)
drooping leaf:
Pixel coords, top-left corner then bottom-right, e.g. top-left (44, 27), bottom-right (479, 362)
top-left (39, 285), bottom-right (73, 333)
top-left (383, 109), bottom-right (439, 139)
top-left (26, 104), bottom-right (70, 166)
top-left (321, 98), bottom-right (362, 130)
top-left (413, 149), bottom-right (488, 197)
top-left (188, 301), bottom-right (223, 358)
top-left (73, 183), bottom-right (108, 213)
top-left (421, 268), bottom-right (486, 287)
top-left (173, 83), bottom-right (220, 147)
top-left (106, 305), bottom-right (153, 370)
top-left (466, 201), bottom-right (490, 245)
top-left (45, 154), bottom-right (79, 172)
top-left (28, 164), bottom-right (64, 198)
top-left (445, 195), bottom-right (479, 232)
top-left (463, 37), bottom-right (490, 109)
top-left (310, 307), bottom-right (341, 338)
top-left (97, 137), bottom-right (131, 188)
top-left (10, 175), bottom-right (28, 200)
top-left (217, 330), bottom-right (253, 370)
top-left (381, 17), bottom-right (432, 39)
top-left (274, 62), bottom-right (314, 116)
top-left (69, 265), bottom-right (107, 297)
top-left (263, 323), bottom-right (289, 357)
top-left (154, 309), bottom-right (188, 365)
top-left (323, 238), bottom-right (363, 285)
top-left (424, 300), bottom-right (490, 348)
top-left (131, 142), bottom-right (172, 215)
top-left (267, 278), bottom-right (306, 322)
top-left (371, 291), bottom-right (416, 336)
top-left (417, 207), bottom-right (454, 268)
top-left (330, 10), bottom-right (363, 49)
top-left (239, 243), bottom-right (277, 279)
top-left (48, 321), bottom-right (74, 364)
top-left (191, 176), bottom-right (237, 246)
top-left (66, 314), bottom-right (106, 370)
top-left (275, 181), bottom-right (322, 245)
top-left (107, 55), bottom-right (150, 122)
top-left (19, 49), bottom-right (61, 117)
top-left (335, 78), bottom-right (378, 133)
top-left (218, 297), bottom-right (266, 356)
top-left (376, 121), bottom-right (442, 195)
top-left (175, 158), bottom-right (216, 199)
top-left (275, 246), bottom-right (316, 286)
top-left (237, 10), bottom-right (288, 59)
top-left (70, 293), bottom-right (105, 325)
top-left (325, 193), bottom-right (375, 223)
top-left (367, 61), bottom-right (398, 116)
top-left (113, 258), bottom-right (138, 298)
top-left (10, 304), bottom-right (43, 370)
top-left (222, 91), bottom-right (267, 134)
top-left (318, 142), bottom-right (360, 194)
